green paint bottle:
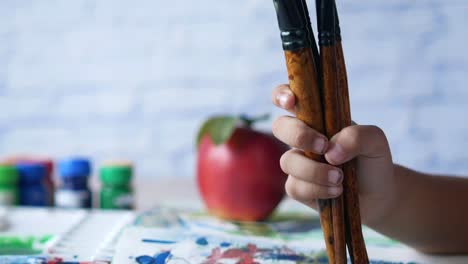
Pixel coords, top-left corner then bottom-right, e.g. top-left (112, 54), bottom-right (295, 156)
top-left (0, 165), bottom-right (19, 205)
top-left (99, 163), bottom-right (133, 209)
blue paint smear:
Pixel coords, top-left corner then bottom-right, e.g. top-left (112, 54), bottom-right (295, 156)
top-left (264, 254), bottom-right (306, 261)
top-left (141, 238), bottom-right (176, 244)
top-left (136, 255), bottom-right (155, 264)
top-left (154, 251), bottom-right (171, 264)
top-left (220, 242), bottom-right (231, 247)
top-left (195, 237), bottom-right (208, 246)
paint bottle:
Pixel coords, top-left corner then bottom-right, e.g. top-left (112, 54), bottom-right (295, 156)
top-left (55, 158), bottom-right (92, 209)
top-left (3, 157), bottom-right (55, 206)
top-left (0, 165), bottom-right (19, 205)
top-left (99, 163), bottom-right (133, 209)
top-left (17, 163), bottom-right (48, 206)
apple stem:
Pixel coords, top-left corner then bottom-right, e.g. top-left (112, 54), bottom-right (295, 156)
top-left (239, 114), bottom-right (270, 128)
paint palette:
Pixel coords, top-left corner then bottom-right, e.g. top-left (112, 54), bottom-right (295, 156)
top-left (0, 206), bottom-right (135, 263)
top-left (0, 207), bottom-right (86, 255)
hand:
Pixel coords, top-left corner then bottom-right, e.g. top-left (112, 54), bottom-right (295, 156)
top-left (271, 84), bottom-right (397, 225)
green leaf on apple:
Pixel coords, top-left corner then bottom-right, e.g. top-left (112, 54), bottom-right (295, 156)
top-left (196, 116), bottom-right (238, 147)
top-left (196, 114), bottom-right (271, 147)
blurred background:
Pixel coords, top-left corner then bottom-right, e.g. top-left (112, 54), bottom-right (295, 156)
top-left (0, 0), bottom-right (467, 178)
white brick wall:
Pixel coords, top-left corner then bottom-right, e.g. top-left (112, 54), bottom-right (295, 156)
top-left (0, 0), bottom-right (467, 178)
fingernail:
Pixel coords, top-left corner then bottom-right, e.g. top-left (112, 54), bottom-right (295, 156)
top-left (328, 170), bottom-right (342, 185)
top-left (276, 92), bottom-right (290, 108)
top-left (313, 138), bottom-right (327, 154)
top-left (328, 187), bottom-right (341, 196)
top-left (326, 143), bottom-right (346, 164)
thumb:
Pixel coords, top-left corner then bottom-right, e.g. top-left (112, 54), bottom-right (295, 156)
top-left (324, 125), bottom-right (391, 166)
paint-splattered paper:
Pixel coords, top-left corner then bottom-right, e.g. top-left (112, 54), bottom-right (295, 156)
top-left (114, 207), bottom-right (457, 264)
top-left (114, 227), bottom-right (325, 264)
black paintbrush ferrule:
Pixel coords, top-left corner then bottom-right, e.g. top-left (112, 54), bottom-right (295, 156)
top-left (273, 0), bottom-right (312, 51)
top-left (334, 1), bottom-right (342, 42)
top-left (317, 0), bottom-right (336, 46)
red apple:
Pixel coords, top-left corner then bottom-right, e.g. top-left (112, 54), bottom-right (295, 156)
top-left (196, 115), bottom-right (288, 221)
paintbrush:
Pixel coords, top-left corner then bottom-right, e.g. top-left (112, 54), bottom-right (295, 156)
top-left (272, 0), bottom-right (336, 262)
top-left (316, 0), bottom-right (347, 262)
top-left (333, 1), bottom-right (369, 263)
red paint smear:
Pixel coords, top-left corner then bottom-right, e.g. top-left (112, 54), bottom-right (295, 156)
top-left (47, 258), bottom-right (109, 264)
top-left (204, 244), bottom-right (262, 264)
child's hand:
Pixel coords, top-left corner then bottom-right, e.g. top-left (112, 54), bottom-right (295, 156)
top-left (271, 84), bottom-right (397, 225)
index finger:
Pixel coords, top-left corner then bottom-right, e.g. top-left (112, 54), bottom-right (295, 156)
top-left (272, 84), bottom-right (296, 114)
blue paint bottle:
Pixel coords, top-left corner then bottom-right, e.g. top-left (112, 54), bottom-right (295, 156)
top-left (17, 163), bottom-right (48, 206)
top-left (55, 158), bottom-right (92, 208)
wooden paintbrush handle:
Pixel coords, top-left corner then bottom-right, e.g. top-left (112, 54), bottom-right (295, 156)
top-left (317, 0), bottom-right (347, 262)
top-left (284, 48), bottom-right (336, 264)
top-left (332, 1), bottom-right (369, 262)
top-left (320, 45), bottom-right (347, 264)
top-left (336, 40), bottom-right (369, 263)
